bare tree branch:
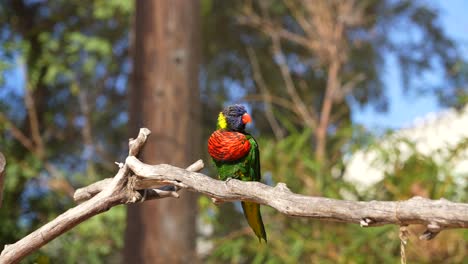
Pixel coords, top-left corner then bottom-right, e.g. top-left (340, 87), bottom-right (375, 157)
top-left (125, 156), bottom-right (468, 233)
top-left (243, 94), bottom-right (299, 114)
top-left (237, 13), bottom-right (316, 51)
top-left (24, 85), bottom-right (45, 159)
top-left (1, 169), bottom-right (128, 264)
top-left (0, 113), bottom-right (35, 153)
top-left (1, 128), bottom-right (467, 263)
top-left (77, 85), bottom-right (97, 178)
top-left (333, 73), bottom-right (365, 103)
top-left (271, 35), bottom-right (318, 130)
top-left (0, 128), bottom-right (145, 263)
top-left (246, 46), bottom-right (285, 140)
top-left (315, 59), bottom-right (341, 162)
top-left (0, 105), bottom-right (74, 196)
top-left (73, 178), bottom-right (113, 203)
top-left (73, 160), bottom-right (205, 203)
top-left (0, 128), bottom-right (203, 264)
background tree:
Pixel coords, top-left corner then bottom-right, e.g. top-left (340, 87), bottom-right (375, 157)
top-left (124, 0), bottom-right (200, 263)
top-left (0, 0), bottom-right (132, 262)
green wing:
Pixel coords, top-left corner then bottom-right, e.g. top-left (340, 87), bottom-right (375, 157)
top-left (246, 134), bottom-right (260, 182)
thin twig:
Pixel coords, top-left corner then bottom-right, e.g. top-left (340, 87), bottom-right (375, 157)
top-left (0, 104), bottom-right (74, 196)
top-left (0, 113), bottom-right (35, 153)
top-left (77, 85), bottom-right (96, 176)
top-left (24, 85), bottom-right (44, 158)
top-left (246, 46), bottom-right (285, 140)
top-left (243, 94), bottom-right (299, 114)
top-left (237, 14), bottom-right (316, 51)
top-left (271, 35), bottom-right (317, 130)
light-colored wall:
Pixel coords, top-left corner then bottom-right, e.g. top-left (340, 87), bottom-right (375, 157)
top-left (344, 105), bottom-right (468, 191)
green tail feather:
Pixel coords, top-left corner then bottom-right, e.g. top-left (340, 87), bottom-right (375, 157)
top-left (241, 201), bottom-right (267, 243)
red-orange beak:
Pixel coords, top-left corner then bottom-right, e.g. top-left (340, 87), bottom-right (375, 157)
top-left (242, 113), bottom-right (252, 124)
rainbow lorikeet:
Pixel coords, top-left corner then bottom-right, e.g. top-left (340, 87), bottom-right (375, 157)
top-left (207, 104), bottom-right (267, 242)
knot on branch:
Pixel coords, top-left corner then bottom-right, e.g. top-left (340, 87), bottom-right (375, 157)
top-left (1, 245), bottom-right (11, 257)
top-left (274, 182), bottom-right (292, 193)
top-left (126, 175), bottom-right (143, 203)
top-left (419, 222), bottom-right (442, 240)
top-left (114, 162), bottom-right (124, 168)
top-left (211, 197), bottom-right (224, 205)
top-left (359, 217), bottom-right (374, 227)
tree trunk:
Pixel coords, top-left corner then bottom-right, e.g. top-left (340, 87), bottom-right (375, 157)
top-left (125, 0), bottom-right (200, 263)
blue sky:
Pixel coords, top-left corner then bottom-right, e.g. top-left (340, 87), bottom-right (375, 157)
top-left (352, 0), bottom-right (468, 129)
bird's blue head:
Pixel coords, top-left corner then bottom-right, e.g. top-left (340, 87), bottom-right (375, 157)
top-left (218, 104), bottom-right (251, 132)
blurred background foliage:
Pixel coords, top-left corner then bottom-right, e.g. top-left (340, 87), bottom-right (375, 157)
top-left (0, 0), bottom-right (467, 263)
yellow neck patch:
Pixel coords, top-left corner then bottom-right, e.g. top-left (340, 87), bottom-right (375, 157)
top-left (217, 112), bottom-right (227, 129)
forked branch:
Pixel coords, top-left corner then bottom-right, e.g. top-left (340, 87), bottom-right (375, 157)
top-left (1, 128), bottom-right (467, 264)
top-left (0, 128), bottom-right (203, 264)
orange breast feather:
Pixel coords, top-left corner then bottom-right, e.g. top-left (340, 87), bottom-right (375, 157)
top-left (208, 130), bottom-right (251, 162)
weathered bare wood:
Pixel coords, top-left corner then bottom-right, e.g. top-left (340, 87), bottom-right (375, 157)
top-left (128, 128), bottom-right (151, 156)
top-left (126, 156), bottom-right (468, 232)
top-left (0, 128), bottom-right (150, 264)
top-left (1, 128), bottom-right (467, 263)
top-left (0, 170), bottom-right (128, 264)
top-left (74, 178), bottom-right (113, 203)
top-left (73, 160), bottom-right (204, 203)
top-left (0, 152), bottom-right (5, 208)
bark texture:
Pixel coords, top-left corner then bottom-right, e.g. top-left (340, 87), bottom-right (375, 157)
top-left (2, 128), bottom-right (467, 264)
top-left (126, 0), bottom-right (200, 263)
top-left (125, 156), bottom-right (468, 233)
